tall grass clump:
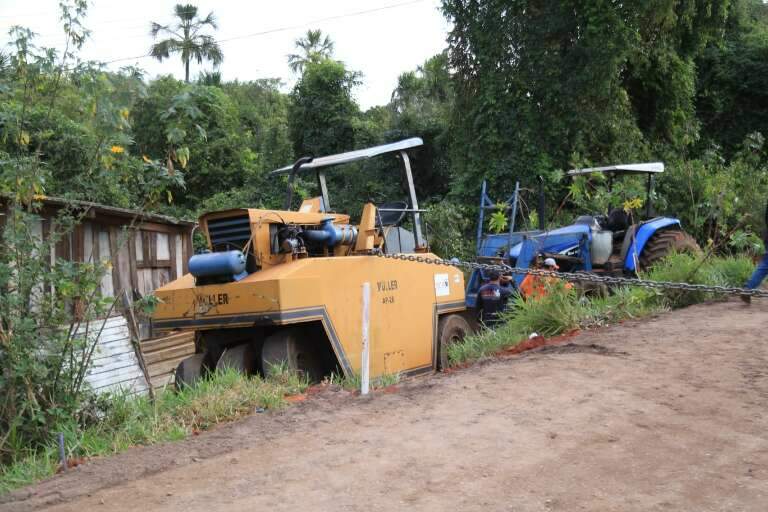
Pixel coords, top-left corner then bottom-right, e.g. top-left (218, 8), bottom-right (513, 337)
top-left (448, 283), bottom-right (582, 366)
top-left (0, 368), bottom-right (309, 495)
top-left (326, 371), bottom-right (400, 391)
top-left (707, 255), bottom-right (754, 288)
top-left (448, 253), bottom-right (755, 367)
top-left (643, 253), bottom-right (756, 308)
top-left (581, 286), bottom-right (663, 327)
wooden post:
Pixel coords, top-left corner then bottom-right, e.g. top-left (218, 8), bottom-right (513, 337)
top-left (361, 282), bottom-right (371, 395)
top-left (122, 291), bottom-right (155, 400)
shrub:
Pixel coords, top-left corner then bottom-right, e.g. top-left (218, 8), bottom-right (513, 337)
top-left (707, 255), bottom-right (754, 288)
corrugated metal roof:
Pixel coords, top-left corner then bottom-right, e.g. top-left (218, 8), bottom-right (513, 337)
top-left (1, 194), bottom-right (195, 226)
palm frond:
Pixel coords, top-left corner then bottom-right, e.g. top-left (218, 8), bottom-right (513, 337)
top-left (194, 35), bottom-right (223, 65)
top-left (320, 34), bottom-right (334, 54)
top-left (149, 38), bottom-right (184, 60)
top-left (287, 53), bottom-right (304, 73)
top-left (200, 11), bottom-right (218, 29)
top-left (149, 22), bottom-right (166, 37)
top-left (174, 3), bottom-right (198, 21)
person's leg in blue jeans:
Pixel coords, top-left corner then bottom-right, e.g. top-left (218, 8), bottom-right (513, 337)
top-left (746, 251), bottom-right (768, 289)
top-left (742, 250), bottom-right (768, 303)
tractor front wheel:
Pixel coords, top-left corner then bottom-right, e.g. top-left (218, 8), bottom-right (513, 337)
top-left (639, 229), bottom-right (700, 270)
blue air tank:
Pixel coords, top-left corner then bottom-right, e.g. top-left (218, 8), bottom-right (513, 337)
top-left (189, 250), bottom-right (246, 278)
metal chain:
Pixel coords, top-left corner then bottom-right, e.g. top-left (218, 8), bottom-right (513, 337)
top-left (372, 251), bottom-right (768, 298)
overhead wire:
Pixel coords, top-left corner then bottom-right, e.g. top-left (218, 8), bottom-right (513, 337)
top-left (15, 0), bottom-right (429, 67)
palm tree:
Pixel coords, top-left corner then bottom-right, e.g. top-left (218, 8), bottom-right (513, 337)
top-left (287, 29), bottom-right (334, 73)
top-left (149, 4), bottom-right (223, 83)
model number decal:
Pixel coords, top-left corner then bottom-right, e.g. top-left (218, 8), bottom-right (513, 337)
top-left (377, 280), bottom-right (398, 292)
top-left (377, 280), bottom-right (398, 305)
top-left (195, 293), bottom-right (229, 314)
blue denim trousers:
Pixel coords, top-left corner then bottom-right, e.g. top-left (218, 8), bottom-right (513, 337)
top-left (745, 251), bottom-right (768, 289)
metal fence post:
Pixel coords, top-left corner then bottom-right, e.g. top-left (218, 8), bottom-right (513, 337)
top-left (58, 432), bottom-right (66, 472)
top-left (361, 282), bottom-right (371, 395)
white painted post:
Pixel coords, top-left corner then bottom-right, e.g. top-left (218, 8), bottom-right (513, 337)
top-left (361, 282), bottom-right (371, 395)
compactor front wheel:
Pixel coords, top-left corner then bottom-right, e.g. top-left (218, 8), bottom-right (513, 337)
top-left (175, 353), bottom-right (205, 389)
top-left (436, 314), bottom-right (471, 371)
top-left (216, 343), bottom-right (260, 374)
top-left (261, 326), bottom-right (333, 382)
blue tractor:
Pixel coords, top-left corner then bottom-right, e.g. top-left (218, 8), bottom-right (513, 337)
top-left (466, 162), bottom-right (700, 308)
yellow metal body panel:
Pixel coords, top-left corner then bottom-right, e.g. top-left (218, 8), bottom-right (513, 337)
top-left (153, 254), bottom-right (466, 377)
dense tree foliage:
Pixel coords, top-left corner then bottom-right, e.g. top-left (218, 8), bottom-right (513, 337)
top-left (3, 1), bottom-right (768, 241)
top-left (442, 0), bottom-right (768, 242)
top-left (389, 52), bottom-right (454, 200)
top-left (696, 0), bottom-right (768, 155)
top-left (0, 2), bottom-right (182, 463)
top-left (442, 0), bottom-right (731, 194)
top-left (288, 59), bottom-right (361, 158)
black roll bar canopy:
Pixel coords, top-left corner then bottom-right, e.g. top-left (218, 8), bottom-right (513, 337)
top-left (270, 138), bottom-right (426, 248)
top-left (567, 162), bottom-right (664, 219)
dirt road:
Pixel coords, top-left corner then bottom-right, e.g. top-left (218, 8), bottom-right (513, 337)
top-left (4, 299), bottom-right (767, 511)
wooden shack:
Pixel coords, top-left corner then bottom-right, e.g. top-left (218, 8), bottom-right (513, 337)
top-left (1, 196), bottom-right (196, 395)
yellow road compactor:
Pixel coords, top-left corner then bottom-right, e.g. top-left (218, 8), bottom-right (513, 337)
top-left (151, 138), bottom-right (471, 386)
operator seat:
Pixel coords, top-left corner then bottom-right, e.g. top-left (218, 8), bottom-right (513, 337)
top-left (376, 201), bottom-right (416, 254)
top-left (376, 201), bottom-right (408, 227)
top-left (605, 208), bottom-right (630, 232)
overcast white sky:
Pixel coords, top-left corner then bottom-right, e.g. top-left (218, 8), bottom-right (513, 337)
top-left (0, 0), bottom-right (451, 108)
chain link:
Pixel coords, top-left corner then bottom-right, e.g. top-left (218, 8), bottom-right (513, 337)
top-left (372, 251), bottom-right (768, 298)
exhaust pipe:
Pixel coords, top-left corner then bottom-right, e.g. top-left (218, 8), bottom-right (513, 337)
top-left (283, 156), bottom-right (313, 210)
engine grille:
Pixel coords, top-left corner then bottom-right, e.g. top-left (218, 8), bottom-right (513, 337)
top-left (207, 215), bottom-right (251, 251)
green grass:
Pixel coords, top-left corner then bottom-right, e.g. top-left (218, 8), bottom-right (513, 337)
top-left (642, 253), bottom-right (754, 308)
top-left (448, 254), bottom-right (754, 367)
top-left (0, 451), bottom-right (58, 496)
top-left (0, 368), bottom-right (309, 496)
top-left (447, 283), bottom-right (662, 366)
top-left (325, 371), bottom-right (401, 391)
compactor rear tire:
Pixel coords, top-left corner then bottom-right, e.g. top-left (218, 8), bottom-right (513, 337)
top-left (436, 314), bottom-right (471, 371)
top-left (639, 229), bottom-right (700, 270)
top-left (216, 343), bottom-right (259, 374)
top-left (261, 327), bottom-right (328, 382)
top-left (175, 353), bottom-right (205, 389)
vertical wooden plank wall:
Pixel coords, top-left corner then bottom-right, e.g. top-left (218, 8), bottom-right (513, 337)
top-left (9, 203), bottom-right (194, 396)
top-left (3, 204), bottom-right (192, 302)
top-left (114, 228), bottom-right (131, 298)
top-left (174, 234), bottom-right (184, 279)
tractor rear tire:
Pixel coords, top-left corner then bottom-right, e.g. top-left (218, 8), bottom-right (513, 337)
top-left (436, 314), bottom-right (471, 371)
top-left (639, 229), bottom-right (700, 270)
top-left (261, 326), bottom-right (328, 382)
top-left (175, 353), bottom-right (205, 389)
